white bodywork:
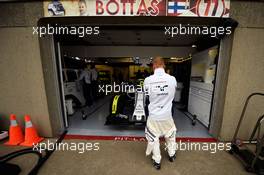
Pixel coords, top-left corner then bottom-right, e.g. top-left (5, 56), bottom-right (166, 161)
top-left (63, 69), bottom-right (86, 107)
top-left (132, 92), bottom-right (146, 122)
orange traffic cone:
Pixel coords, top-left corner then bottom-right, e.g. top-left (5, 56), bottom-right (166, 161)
top-left (5, 114), bottom-right (24, 146)
top-left (20, 115), bottom-right (44, 147)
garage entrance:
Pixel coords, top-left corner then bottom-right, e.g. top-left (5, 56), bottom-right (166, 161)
top-left (39, 17), bottom-right (237, 139)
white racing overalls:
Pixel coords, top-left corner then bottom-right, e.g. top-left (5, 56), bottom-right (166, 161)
top-left (144, 68), bottom-right (177, 163)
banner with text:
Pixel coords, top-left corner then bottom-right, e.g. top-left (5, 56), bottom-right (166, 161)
top-left (43, 0), bottom-right (230, 17)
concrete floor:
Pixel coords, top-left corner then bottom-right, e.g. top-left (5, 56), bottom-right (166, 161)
top-left (0, 139), bottom-right (252, 175)
top-left (68, 96), bottom-right (210, 138)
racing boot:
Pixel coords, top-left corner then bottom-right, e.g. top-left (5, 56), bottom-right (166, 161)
top-left (152, 159), bottom-right (161, 170)
top-left (168, 153), bottom-right (176, 162)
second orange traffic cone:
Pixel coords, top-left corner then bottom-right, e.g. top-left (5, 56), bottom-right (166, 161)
top-left (5, 114), bottom-right (24, 146)
top-left (20, 115), bottom-right (44, 147)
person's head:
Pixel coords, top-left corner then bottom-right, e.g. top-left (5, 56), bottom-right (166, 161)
top-left (79, 0), bottom-right (87, 15)
top-left (166, 68), bottom-right (171, 74)
top-left (85, 64), bottom-right (91, 70)
top-left (152, 57), bottom-right (165, 70)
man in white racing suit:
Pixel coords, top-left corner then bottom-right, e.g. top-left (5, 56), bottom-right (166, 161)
top-left (144, 57), bottom-right (177, 170)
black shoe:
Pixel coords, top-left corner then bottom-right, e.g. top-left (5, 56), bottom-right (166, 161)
top-left (168, 153), bottom-right (176, 162)
top-left (152, 159), bottom-right (161, 170)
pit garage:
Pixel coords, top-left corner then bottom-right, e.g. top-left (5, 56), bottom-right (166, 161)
top-left (1, 1), bottom-right (264, 174)
top-left (38, 17), bottom-right (237, 140)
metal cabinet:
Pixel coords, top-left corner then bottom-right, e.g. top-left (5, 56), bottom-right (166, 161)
top-left (188, 81), bottom-right (213, 127)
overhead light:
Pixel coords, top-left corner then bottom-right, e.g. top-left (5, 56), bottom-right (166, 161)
top-left (170, 57), bottom-right (183, 60)
top-left (75, 57), bottom-right (81, 60)
top-left (192, 45), bottom-right (197, 48)
top-left (85, 59), bottom-right (91, 63)
top-left (170, 56), bottom-right (191, 63)
top-left (105, 61), bottom-right (108, 64)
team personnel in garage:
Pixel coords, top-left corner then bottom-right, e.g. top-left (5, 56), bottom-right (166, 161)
top-left (144, 57), bottom-right (177, 170)
top-left (79, 65), bottom-right (93, 106)
top-left (90, 64), bottom-right (98, 101)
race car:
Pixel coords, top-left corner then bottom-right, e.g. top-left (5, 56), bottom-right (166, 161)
top-left (105, 82), bottom-right (149, 125)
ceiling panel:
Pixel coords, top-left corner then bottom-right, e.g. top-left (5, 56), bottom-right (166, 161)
top-left (58, 25), bottom-right (219, 48)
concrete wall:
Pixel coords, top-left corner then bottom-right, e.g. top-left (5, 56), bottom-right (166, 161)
top-left (0, 1), bottom-right (263, 140)
top-left (219, 1), bottom-right (264, 140)
top-left (0, 2), bottom-right (53, 137)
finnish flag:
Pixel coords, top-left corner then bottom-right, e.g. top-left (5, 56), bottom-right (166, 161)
top-left (168, 0), bottom-right (190, 15)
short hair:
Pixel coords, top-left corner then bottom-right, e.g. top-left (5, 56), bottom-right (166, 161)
top-left (79, 0), bottom-right (87, 6)
top-left (152, 57), bottom-right (165, 68)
